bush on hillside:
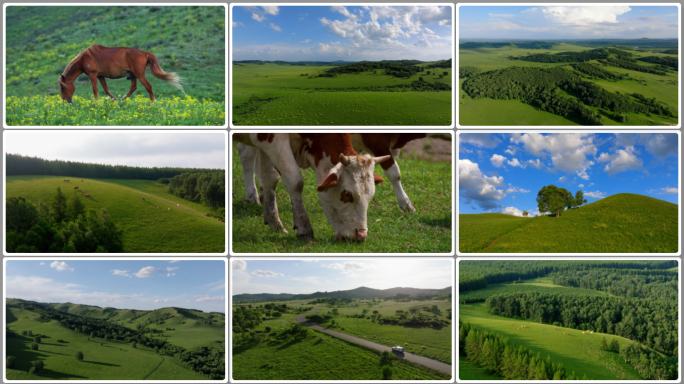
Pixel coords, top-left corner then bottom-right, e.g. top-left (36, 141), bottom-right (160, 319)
top-left (6, 356), bottom-right (16, 369)
top-left (76, 351), bottom-right (84, 361)
top-left (30, 343), bottom-right (39, 351)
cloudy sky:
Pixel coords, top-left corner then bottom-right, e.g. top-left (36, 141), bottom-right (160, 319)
top-left (6, 260), bottom-right (226, 312)
top-left (232, 259), bottom-right (453, 295)
top-left (4, 132), bottom-right (226, 169)
top-left (232, 6), bottom-right (452, 61)
top-left (459, 133), bottom-right (679, 216)
top-left (459, 5), bottom-right (679, 39)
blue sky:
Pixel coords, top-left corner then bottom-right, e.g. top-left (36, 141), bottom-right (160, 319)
top-left (459, 133), bottom-right (679, 216)
top-left (232, 6), bottom-right (452, 61)
top-left (459, 6), bottom-right (679, 39)
top-left (6, 260), bottom-right (226, 312)
top-left (232, 259), bottom-right (453, 295)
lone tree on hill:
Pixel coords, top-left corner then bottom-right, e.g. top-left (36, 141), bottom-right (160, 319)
top-left (523, 210), bottom-right (529, 217)
top-left (76, 351), bottom-right (84, 362)
top-left (34, 336), bottom-right (41, 344)
top-left (600, 337), bottom-right (608, 351)
top-left (131, 341), bottom-right (137, 349)
top-left (575, 190), bottom-right (587, 208)
top-left (536, 185), bottom-right (584, 217)
top-left (30, 343), bottom-right (39, 351)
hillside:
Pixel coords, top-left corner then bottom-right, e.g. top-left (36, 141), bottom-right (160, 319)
top-left (233, 286), bottom-right (451, 302)
top-left (6, 6), bottom-right (225, 101)
top-left (6, 176), bottom-right (225, 253)
top-left (459, 193), bottom-right (678, 253)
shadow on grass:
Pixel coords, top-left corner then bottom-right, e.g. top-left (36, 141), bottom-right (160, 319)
top-left (419, 216), bottom-right (452, 229)
top-left (86, 361), bottom-right (121, 367)
top-left (39, 369), bottom-right (88, 380)
top-left (275, 338), bottom-right (306, 351)
top-left (6, 308), bottom-right (19, 324)
top-left (41, 350), bottom-right (69, 356)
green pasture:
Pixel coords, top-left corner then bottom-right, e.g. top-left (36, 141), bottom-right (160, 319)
top-left (459, 277), bottom-right (609, 303)
top-left (231, 145), bottom-right (452, 253)
top-left (458, 357), bottom-right (503, 380)
top-left (232, 63), bottom-right (452, 126)
top-left (459, 194), bottom-right (678, 253)
top-left (232, 324), bottom-right (449, 380)
top-left (458, 43), bottom-right (679, 126)
top-left (459, 302), bottom-right (646, 380)
top-left (6, 307), bottom-right (207, 380)
top-left (6, 176), bottom-right (225, 253)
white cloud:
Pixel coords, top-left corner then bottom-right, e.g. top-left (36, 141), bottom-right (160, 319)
top-left (111, 269), bottom-right (130, 277)
top-left (642, 133), bottom-right (678, 159)
top-left (511, 133), bottom-right (597, 179)
top-left (299, 39), bottom-right (312, 44)
top-left (459, 133), bottom-right (501, 148)
top-left (499, 206), bottom-right (523, 216)
top-left (133, 266), bottom-right (164, 278)
top-left (507, 158), bottom-right (525, 168)
top-left (490, 154), bottom-right (507, 168)
top-left (269, 23), bottom-right (282, 32)
top-left (6, 275), bottom-right (140, 305)
top-left (50, 261), bottom-right (74, 271)
top-left (301, 259), bottom-right (319, 262)
top-left (167, 273), bottom-right (176, 277)
top-left (559, 176), bottom-right (567, 182)
top-left (251, 270), bottom-right (284, 278)
top-left (538, 6), bottom-right (631, 25)
top-left (262, 6), bottom-right (279, 15)
top-left (504, 146), bottom-right (517, 156)
top-left (648, 187), bottom-right (678, 195)
top-left (579, 184), bottom-right (585, 188)
top-left (585, 191), bottom-right (607, 199)
top-left (166, 267), bottom-right (178, 272)
top-left (322, 262), bottom-right (367, 273)
top-left (527, 159), bottom-right (543, 169)
top-left (597, 147), bottom-right (644, 175)
top-left (233, 260), bottom-right (247, 270)
top-left (39, 262), bottom-right (45, 265)
top-left (459, 159), bottom-right (506, 210)
top-left (232, 21), bottom-right (245, 28)
top-left (251, 13), bottom-right (266, 22)
top-left (505, 186), bottom-right (530, 194)
top-left (195, 295), bottom-right (225, 303)
top-left (169, 260), bottom-right (180, 263)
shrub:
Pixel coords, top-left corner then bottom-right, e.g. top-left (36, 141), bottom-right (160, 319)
top-left (31, 343), bottom-right (39, 351)
top-left (34, 336), bottom-right (41, 343)
top-left (76, 351), bottom-right (84, 362)
top-left (32, 360), bottom-right (44, 372)
top-left (131, 341), bottom-right (137, 348)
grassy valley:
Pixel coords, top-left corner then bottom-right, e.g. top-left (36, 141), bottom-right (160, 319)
top-left (459, 193), bottom-right (678, 253)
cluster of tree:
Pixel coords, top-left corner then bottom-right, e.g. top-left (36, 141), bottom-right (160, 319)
top-left (572, 62), bottom-right (624, 80)
top-left (460, 42), bottom-right (554, 50)
top-left (512, 50), bottom-right (609, 63)
top-left (598, 58), bottom-right (668, 75)
top-left (460, 321), bottom-right (577, 380)
top-left (661, 50), bottom-right (678, 55)
top-left (6, 153), bottom-right (219, 181)
top-left (232, 305), bottom-right (263, 335)
top-left (550, 269), bottom-right (678, 301)
top-left (619, 342), bottom-right (678, 380)
top-left (9, 302), bottom-right (224, 379)
top-left (166, 172), bottom-right (225, 210)
top-left (374, 310), bottom-right (449, 328)
top-left (307, 297), bottom-right (353, 306)
top-left (318, 61), bottom-right (423, 78)
top-left (459, 66), bottom-right (480, 78)
top-left (311, 82), bottom-right (451, 92)
top-left (562, 79), bottom-right (674, 117)
top-left (425, 59), bottom-right (452, 69)
top-left (484, 292), bottom-right (678, 355)
top-left (536, 185), bottom-right (586, 217)
top-left (458, 260), bottom-right (677, 292)
top-left (636, 56), bottom-right (678, 70)
top-left (6, 192), bottom-right (124, 253)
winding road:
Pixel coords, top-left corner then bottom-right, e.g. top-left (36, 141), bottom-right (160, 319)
top-left (294, 309), bottom-right (452, 375)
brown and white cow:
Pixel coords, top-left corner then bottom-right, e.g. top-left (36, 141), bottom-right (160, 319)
top-left (84, 194), bottom-right (90, 198)
top-left (235, 133), bottom-right (390, 241)
top-left (239, 133), bottom-right (451, 213)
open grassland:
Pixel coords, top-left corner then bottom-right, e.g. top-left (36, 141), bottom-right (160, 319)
top-left (6, 6), bottom-right (225, 126)
top-left (232, 63), bottom-right (452, 126)
top-left (459, 303), bottom-right (644, 380)
top-left (458, 213), bottom-right (530, 253)
top-left (6, 307), bottom-right (207, 380)
top-left (6, 176), bottom-right (225, 253)
top-left (232, 326), bottom-right (449, 380)
top-left (459, 43), bottom-right (678, 126)
top-left (459, 194), bottom-right (678, 253)
top-left (459, 277), bottom-right (609, 303)
top-left (231, 146), bottom-right (452, 253)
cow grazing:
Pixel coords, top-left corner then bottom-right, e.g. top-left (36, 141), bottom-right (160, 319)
top-left (555, 327), bottom-right (557, 329)
top-left (84, 194), bottom-right (90, 197)
top-left (176, 204), bottom-right (180, 207)
top-left (168, 208), bottom-right (170, 211)
top-left (157, 206), bottom-right (160, 209)
top-left (235, 133), bottom-right (391, 241)
top-left (74, 186), bottom-right (79, 189)
top-left (142, 198), bottom-right (145, 201)
top-left (239, 133), bottom-right (451, 213)
top-left (81, 180), bottom-right (83, 182)
top-left (206, 213), bottom-right (211, 217)
top-left (221, 219), bottom-right (225, 223)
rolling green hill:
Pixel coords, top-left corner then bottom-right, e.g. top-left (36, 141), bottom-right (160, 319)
top-left (459, 193), bottom-right (678, 253)
top-left (233, 286), bottom-right (452, 302)
top-left (6, 176), bottom-right (225, 253)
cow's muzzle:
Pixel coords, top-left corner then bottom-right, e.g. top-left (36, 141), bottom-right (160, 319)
top-left (336, 229), bottom-right (368, 242)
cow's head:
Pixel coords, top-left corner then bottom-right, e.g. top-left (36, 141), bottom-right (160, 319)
top-left (58, 75), bottom-right (75, 103)
top-left (316, 153), bottom-right (391, 242)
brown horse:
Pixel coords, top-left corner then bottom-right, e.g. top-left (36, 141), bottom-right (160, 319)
top-left (58, 44), bottom-right (183, 103)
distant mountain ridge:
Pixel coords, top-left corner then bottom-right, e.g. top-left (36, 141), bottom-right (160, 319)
top-left (232, 59), bottom-right (452, 66)
top-left (232, 286), bottom-right (452, 302)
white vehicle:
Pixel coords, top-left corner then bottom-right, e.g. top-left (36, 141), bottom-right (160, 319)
top-left (392, 346), bottom-right (405, 353)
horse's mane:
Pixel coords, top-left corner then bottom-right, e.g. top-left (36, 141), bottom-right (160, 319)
top-left (59, 45), bottom-right (102, 87)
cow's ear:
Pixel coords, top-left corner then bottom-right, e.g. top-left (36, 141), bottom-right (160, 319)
top-left (317, 173), bottom-right (338, 192)
top-left (373, 173), bottom-right (384, 185)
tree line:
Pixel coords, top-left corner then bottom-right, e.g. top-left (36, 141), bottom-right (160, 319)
top-left (484, 292), bottom-right (678, 356)
top-left (636, 56), bottom-right (678, 70)
top-left (6, 153), bottom-right (221, 181)
top-left (511, 50), bottom-right (609, 63)
top-left (549, 269), bottom-right (678, 301)
top-left (166, 172), bottom-right (225, 210)
top-left (8, 302), bottom-right (224, 379)
top-left (6, 189), bottom-right (124, 253)
top-left (598, 58), bottom-right (668, 76)
top-left (572, 62), bottom-right (624, 80)
top-left (458, 260), bottom-right (677, 292)
top-left (459, 66), bottom-right (480, 78)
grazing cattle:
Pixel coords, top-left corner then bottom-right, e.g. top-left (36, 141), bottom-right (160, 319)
top-left (555, 327), bottom-right (557, 329)
top-left (583, 332), bottom-right (585, 334)
top-left (206, 213), bottom-right (211, 217)
top-left (235, 133), bottom-right (391, 241)
top-left (221, 219), bottom-right (225, 223)
top-left (168, 208), bottom-right (170, 211)
top-left (84, 194), bottom-right (90, 198)
top-left (157, 206), bottom-right (160, 209)
top-left (517, 327), bottom-right (520, 330)
top-left (81, 180), bottom-right (83, 182)
top-left (142, 198), bottom-right (145, 201)
top-left (74, 186), bottom-right (79, 189)
top-left (239, 133), bottom-right (451, 212)
top-left (176, 204), bottom-right (180, 207)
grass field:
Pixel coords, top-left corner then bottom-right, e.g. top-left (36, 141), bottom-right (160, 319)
top-left (458, 277), bottom-right (609, 304)
top-left (6, 307), bottom-right (208, 380)
top-left (459, 302), bottom-right (644, 380)
top-left (458, 43), bottom-right (679, 126)
top-left (6, 176), bottom-right (225, 253)
top-left (231, 145), bottom-right (452, 253)
top-left (458, 194), bottom-right (678, 253)
top-left (5, 6), bottom-right (225, 126)
top-left (458, 358), bottom-right (503, 380)
top-left (232, 63), bottom-right (452, 126)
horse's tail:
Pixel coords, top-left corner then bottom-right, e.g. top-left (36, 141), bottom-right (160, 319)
top-left (145, 52), bottom-right (185, 94)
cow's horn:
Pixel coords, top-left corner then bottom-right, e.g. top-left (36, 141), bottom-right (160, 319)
top-left (373, 155), bottom-right (391, 165)
top-left (339, 153), bottom-right (350, 166)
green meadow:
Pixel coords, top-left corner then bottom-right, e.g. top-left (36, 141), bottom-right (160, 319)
top-left (459, 277), bottom-right (609, 304)
top-left (6, 303), bottom-right (224, 380)
top-left (6, 176), bottom-right (225, 253)
top-left (231, 144), bottom-right (452, 253)
top-left (232, 63), bottom-right (452, 126)
top-left (459, 43), bottom-right (679, 126)
top-left (459, 193), bottom-right (678, 253)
